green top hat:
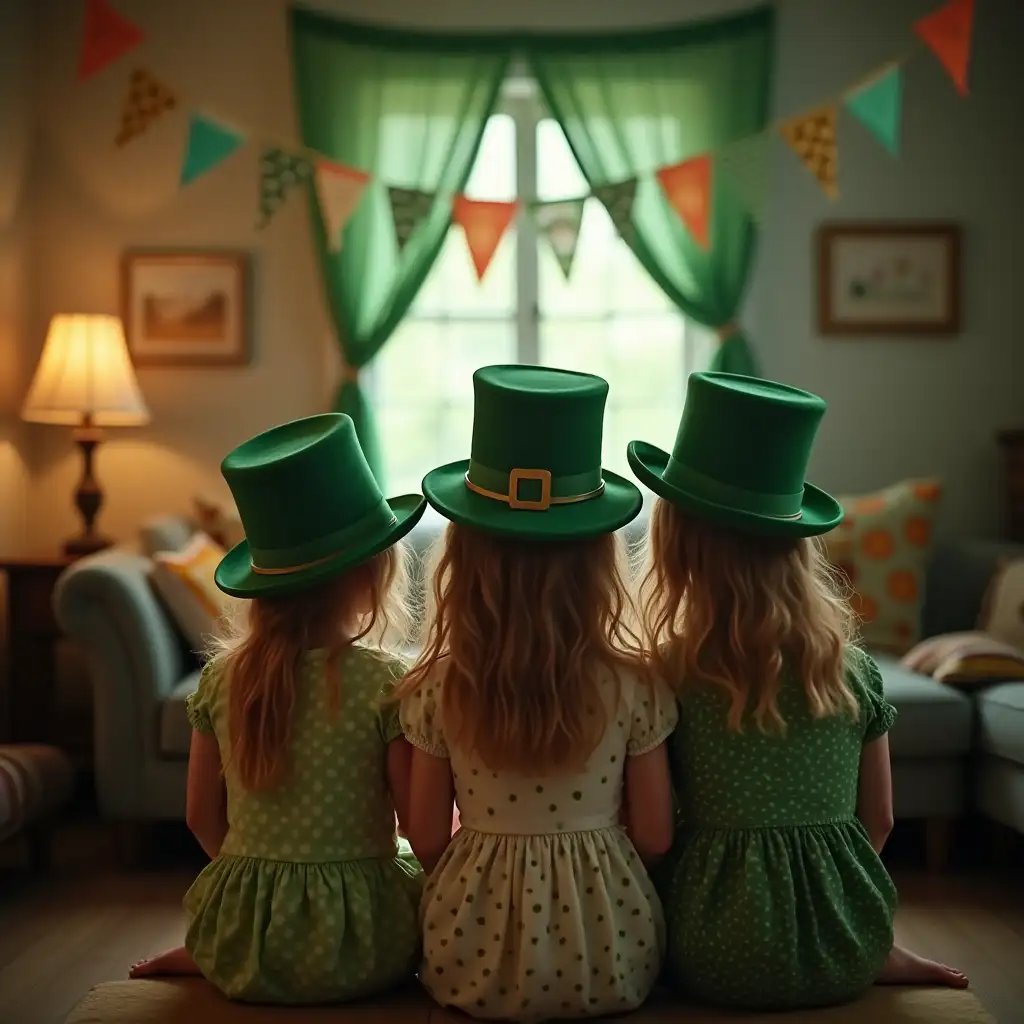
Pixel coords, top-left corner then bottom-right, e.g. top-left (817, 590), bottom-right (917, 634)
top-left (422, 365), bottom-right (642, 539)
top-left (627, 372), bottom-right (842, 538)
top-left (215, 413), bottom-right (425, 598)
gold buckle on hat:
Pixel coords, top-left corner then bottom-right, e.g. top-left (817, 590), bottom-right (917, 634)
top-left (508, 468), bottom-right (552, 510)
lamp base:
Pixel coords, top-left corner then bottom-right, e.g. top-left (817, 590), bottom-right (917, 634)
top-left (63, 533), bottom-right (112, 558)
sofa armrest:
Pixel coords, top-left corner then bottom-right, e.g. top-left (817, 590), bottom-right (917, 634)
top-left (53, 549), bottom-right (191, 818)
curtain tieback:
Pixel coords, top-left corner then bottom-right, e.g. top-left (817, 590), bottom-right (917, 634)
top-left (339, 363), bottom-right (360, 384)
top-left (715, 320), bottom-right (741, 342)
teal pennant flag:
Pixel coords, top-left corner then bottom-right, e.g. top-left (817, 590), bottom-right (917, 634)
top-left (180, 113), bottom-right (244, 186)
top-left (844, 65), bottom-right (902, 156)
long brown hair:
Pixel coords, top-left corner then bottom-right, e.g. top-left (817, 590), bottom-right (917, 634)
top-left (211, 543), bottom-right (412, 791)
top-left (639, 499), bottom-right (857, 732)
top-left (394, 523), bottom-right (647, 774)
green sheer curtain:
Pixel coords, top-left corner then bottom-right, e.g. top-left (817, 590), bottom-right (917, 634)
top-left (527, 8), bottom-right (774, 376)
top-left (291, 11), bottom-right (510, 483)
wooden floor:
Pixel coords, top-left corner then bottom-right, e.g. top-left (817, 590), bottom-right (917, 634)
top-left (1, 821), bottom-right (1023, 1024)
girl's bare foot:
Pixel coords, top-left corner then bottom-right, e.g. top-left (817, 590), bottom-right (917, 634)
top-left (876, 944), bottom-right (968, 988)
top-left (129, 945), bottom-right (200, 979)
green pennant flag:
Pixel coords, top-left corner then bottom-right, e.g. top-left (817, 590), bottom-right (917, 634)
top-left (388, 187), bottom-right (435, 252)
top-left (717, 132), bottom-right (771, 222)
top-left (531, 198), bottom-right (586, 280)
top-left (257, 146), bottom-right (312, 228)
top-left (592, 179), bottom-right (637, 247)
top-left (180, 113), bottom-right (244, 186)
top-left (844, 65), bottom-right (902, 156)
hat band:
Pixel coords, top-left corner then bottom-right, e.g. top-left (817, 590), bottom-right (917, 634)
top-left (465, 459), bottom-right (605, 512)
top-left (663, 458), bottom-right (804, 520)
top-left (248, 498), bottom-right (398, 575)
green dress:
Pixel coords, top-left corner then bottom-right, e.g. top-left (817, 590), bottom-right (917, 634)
top-left (183, 645), bottom-right (423, 1004)
top-left (657, 645), bottom-right (898, 1011)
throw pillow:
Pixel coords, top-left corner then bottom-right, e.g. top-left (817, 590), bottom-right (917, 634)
top-left (978, 558), bottom-right (1024, 651)
top-left (822, 478), bottom-right (942, 655)
top-left (901, 631), bottom-right (1024, 685)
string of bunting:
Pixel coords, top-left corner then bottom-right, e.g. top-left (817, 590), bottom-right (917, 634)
top-left (82, 0), bottom-right (977, 284)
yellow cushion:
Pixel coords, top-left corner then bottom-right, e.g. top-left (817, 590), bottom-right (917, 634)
top-left (902, 631), bottom-right (1024, 685)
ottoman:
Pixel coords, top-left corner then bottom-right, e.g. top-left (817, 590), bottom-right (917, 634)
top-left (0, 743), bottom-right (75, 866)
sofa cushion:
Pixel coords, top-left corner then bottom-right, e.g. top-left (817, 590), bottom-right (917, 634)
top-left (159, 671), bottom-right (202, 759)
top-left (872, 654), bottom-right (972, 758)
top-left (975, 682), bottom-right (1024, 768)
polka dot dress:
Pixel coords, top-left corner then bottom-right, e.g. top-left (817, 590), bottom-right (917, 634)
top-left (657, 645), bottom-right (899, 1011)
top-left (182, 647), bottom-right (423, 1004)
top-left (401, 672), bottom-right (677, 1021)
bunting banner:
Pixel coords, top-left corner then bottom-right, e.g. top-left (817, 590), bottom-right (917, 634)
top-left (452, 196), bottom-right (518, 282)
top-left (656, 155), bottom-right (713, 249)
top-left (531, 199), bottom-right (585, 280)
top-left (257, 147), bottom-right (312, 228)
top-left (779, 106), bottom-right (839, 200)
top-left (914, 0), bottom-right (975, 96)
top-left (845, 66), bottom-right (902, 156)
top-left (180, 113), bottom-right (244, 186)
top-left (717, 132), bottom-right (770, 223)
top-left (592, 179), bottom-right (638, 248)
top-left (114, 68), bottom-right (177, 147)
top-left (388, 187), bottom-right (436, 253)
top-left (315, 161), bottom-right (370, 252)
top-left (79, 0), bottom-right (144, 82)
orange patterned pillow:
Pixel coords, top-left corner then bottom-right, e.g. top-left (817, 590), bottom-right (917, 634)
top-left (822, 479), bottom-right (942, 655)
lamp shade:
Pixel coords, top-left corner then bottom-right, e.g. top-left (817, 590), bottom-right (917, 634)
top-left (21, 314), bottom-right (150, 427)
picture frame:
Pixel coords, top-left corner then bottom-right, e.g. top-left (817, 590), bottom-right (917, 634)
top-left (121, 250), bottom-right (250, 366)
top-left (816, 223), bottom-right (961, 336)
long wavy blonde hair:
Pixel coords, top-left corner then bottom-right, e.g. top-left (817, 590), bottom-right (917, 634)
top-left (639, 499), bottom-right (857, 732)
top-left (394, 523), bottom-right (648, 774)
top-left (210, 542), bottom-right (412, 791)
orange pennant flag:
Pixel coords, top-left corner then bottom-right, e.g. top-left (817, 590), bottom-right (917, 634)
top-left (656, 155), bottom-right (713, 249)
top-left (914, 0), bottom-right (975, 95)
top-left (78, 0), bottom-right (144, 82)
top-left (452, 196), bottom-right (518, 282)
top-left (779, 106), bottom-right (839, 200)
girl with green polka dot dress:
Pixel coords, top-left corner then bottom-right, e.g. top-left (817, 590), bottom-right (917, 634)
top-left (129, 413), bottom-right (428, 1004)
top-left (395, 366), bottom-right (678, 1021)
top-left (628, 372), bottom-right (968, 1011)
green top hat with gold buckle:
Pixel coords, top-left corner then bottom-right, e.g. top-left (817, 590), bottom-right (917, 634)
top-left (215, 413), bottom-right (426, 598)
top-left (422, 365), bottom-right (642, 539)
top-left (627, 372), bottom-right (842, 538)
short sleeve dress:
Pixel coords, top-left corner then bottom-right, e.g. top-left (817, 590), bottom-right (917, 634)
top-left (183, 645), bottom-right (423, 1004)
top-left (401, 671), bottom-right (678, 1022)
top-left (658, 644), bottom-right (898, 1011)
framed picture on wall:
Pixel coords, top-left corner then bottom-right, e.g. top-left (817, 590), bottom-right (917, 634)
top-left (817, 223), bottom-right (961, 336)
top-left (121, 250), bottom-right (250, 366)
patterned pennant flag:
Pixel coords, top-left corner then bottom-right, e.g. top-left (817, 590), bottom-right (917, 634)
top-left (115, 68), bottom-right (177, 147)
top-left (78, 0), bottom-right (144, 82)
top-left (452, 196), bottom-right (518, 282)
top-left (717, 132), bottom-right (770, 222)
top-left (656, 155), bottom-right (713, 249)
top-left (180, 113), bottom-right (244, 186)
top-left (257, 147), bottom-right (313, 229)
top-left (531, 198), bottom-right (585, 280)
top-left (592, 179), bottom-right (638, 247)
top-left (844, 65), bottom-right (903, 156)
top-left (779, 105), bottom-right (839, 200)
top-left (315, 161), bottom-right (370, 252)
top-left (915, 0), bottom-right (975, 96)
top-left (388, 187), bottom-right (436, 253)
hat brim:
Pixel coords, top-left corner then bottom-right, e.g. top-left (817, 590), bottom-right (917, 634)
top-left (214, 494), bottom-right (427, 599)
top-left (626, 440), bottom-right (842, 538)
top-left (422, 460), bottom-right (643, 540)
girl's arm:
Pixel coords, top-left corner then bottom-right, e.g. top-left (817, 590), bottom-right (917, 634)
top-left (624, 742), bottom-right (674, 867)
top-left (387, 736), bottom-right (414, 834)
top-left (856, 734), bottom-right (895, 854)
top-left (407, 747), bottom-right (455, 875)
top-left (185, 731), bottom-right (228, 860)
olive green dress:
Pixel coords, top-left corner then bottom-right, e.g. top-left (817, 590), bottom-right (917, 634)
top-left (183, 646), bottom-right (423, 1004)
top-left (658, 645), bottom-right (898, 1011)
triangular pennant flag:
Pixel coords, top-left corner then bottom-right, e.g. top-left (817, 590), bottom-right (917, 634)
top-left (914, 0), bottom-right (975, 96)
top-left (388, 187), bottom-right (435, 253)
top-left (452, 196), bottom-right (518, 282)
top-left (656, 155), bottom-right (713, 249)
top-left (845, 65), bottom-right (903, 156)
top-left (78, 0), bottom-right (144, 82)
top-left (180, 113), bottom-right (244, 186)
top-left (592, 179), bottom-right (638, 247)
top-left (114, 68), bottom-right (177, 147)
top-left (530, 198), bottom-right (585, 280)
top-left (779, 105), bottom-right (839, 200)
top-left (257, 147), bottom-right (313, 229)
top-left (315, 161), bottom-right (370, 251)
top-left (717, 132), bottom-right (770, 222)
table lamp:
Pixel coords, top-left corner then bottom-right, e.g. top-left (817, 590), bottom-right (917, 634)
top-left (21, 313), bottom-right (150, 556)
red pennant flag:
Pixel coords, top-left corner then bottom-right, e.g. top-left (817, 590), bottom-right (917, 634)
top-left (914, 0), bottom-right (975, 96)
top-left (452, 196), bottom-right (518, 282)
top-left (656, 155), bottom-right (713, 249)
top-left (79, 0), bottom-right (144, 81)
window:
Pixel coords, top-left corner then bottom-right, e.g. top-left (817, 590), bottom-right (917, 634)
top-left (373, 79), bottom-right (714, 496)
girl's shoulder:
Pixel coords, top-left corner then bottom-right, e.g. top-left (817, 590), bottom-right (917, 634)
top-left (343, 644), bottom-right (412, 692)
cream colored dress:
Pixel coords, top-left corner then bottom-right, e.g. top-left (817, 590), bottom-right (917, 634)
top-left (401, 671), bottom-right (677, 1021)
